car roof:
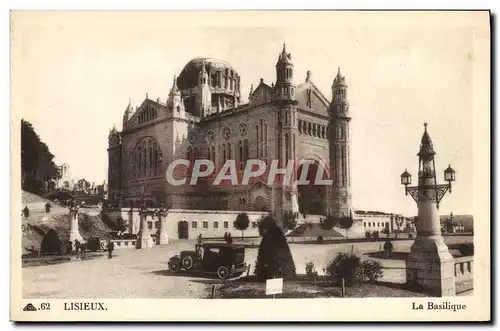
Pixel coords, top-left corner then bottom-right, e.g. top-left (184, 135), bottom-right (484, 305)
top-left (202, 242), bottom-right (244, 249)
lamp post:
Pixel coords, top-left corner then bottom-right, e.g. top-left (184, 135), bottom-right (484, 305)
top-left (155, 204), bottom-right (170, 245)
top-left (136, 203), bottom-right (153, 249)
top-left (400, 123), bottom-right (457, 296)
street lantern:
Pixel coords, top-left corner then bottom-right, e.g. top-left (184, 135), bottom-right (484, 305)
top-left (400, 169), bottom-right (412, 187)
top-left (401, 123), bottom-right (455, 209)
top-left (444, 164), bottom-right (456, 183)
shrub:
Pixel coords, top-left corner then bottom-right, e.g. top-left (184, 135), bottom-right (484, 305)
top-left (408, 233), bottom-right (414, 240)
top-left (372, 230), bottom-right (379, 240)
top-left (360, 260), bottom-right (384, 283)
top-left (325, 252), bottom-right (362, 286)
top-left (305, 261), bottom-right (318, 280)
top-left (40, 229), bottom-right (62, 254)
top-left (317, 236), bottom-right (324, 244)
top-left (254, 220), bottom-right (296, 280)
top-left (383, 240), bottom-right (393, 253)
top-left (365, 231), bottom-right (372, 239)
top-left (320, 215), bottom-right (336, 230)
top-left (282, 211), bottom-right (298, 231)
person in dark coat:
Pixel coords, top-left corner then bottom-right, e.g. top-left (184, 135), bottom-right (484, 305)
top-left (227, 233), bottom-right (233, 244)
top-left (107, 240), bottom-right (114, 259)
top-left (197, 234), bottom-right (202, 244)
top-left (74, 239), bottom-right (81, 257)
top-left (68, 240), bottom-right (73, 256)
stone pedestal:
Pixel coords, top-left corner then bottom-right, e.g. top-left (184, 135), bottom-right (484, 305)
top-left (69, 211), bottom-right (85, 245)
top-left (406, 199), bottom-right (456, 296)
top-left (156, 214), bottom-right (169, 245)
top-left (136, 213), bottom-right (153, 249)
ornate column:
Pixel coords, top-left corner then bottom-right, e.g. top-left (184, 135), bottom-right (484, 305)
top-left (401, 123), bottom-right (457, 296)
top-left (136, 205), bottom-right (153, 249)
top-left (155, 205), bottom-right (169, 245)
top-left (68, 204), bottom-right (84, 245)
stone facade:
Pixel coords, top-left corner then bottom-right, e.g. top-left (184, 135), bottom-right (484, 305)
top-left (107, 45), bottom-right (352, 221)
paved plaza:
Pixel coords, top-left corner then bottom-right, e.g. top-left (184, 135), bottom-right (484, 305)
top-left (23, 237), bottom-right (472, 299)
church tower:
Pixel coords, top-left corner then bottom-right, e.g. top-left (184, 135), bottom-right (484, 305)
top-left (274, 43), bottom-right (299, 222)
top-left (107, 126), bottom-right (122, 201)
top-left (196, 61), bottom-right (212, 118)
top-left (328, 67), bottom-right (352, 217)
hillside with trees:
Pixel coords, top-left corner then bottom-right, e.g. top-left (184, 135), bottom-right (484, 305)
top-left (21, 119), bottom-right (60, 194)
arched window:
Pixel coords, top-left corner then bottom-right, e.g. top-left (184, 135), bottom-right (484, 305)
top-left (238, 140), bottom-right (243, 169)
top-left (244, 139), bottom-right (249, 164)
top-left (256, 125), bottom-right (259, 157)
top-left (133, 136), bottom-right (162, 179)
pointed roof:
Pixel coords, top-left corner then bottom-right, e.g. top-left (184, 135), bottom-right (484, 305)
top-left (169, 75), bottom-right (180, 96)
top-left (333, 66), bottom-right (347, 86)
top-left (124, 98), bottom-right (132, 116)
top-left (418, 122), bottom-right (436, 157)
top-left (276, 42), bottom-right (293, 66)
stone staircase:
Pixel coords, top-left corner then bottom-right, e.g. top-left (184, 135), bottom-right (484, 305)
top-left (21, 191), bottom-right (113, 255)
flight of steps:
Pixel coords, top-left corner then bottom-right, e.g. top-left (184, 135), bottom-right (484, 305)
top-left (21, 191), bottom-right (113, 255)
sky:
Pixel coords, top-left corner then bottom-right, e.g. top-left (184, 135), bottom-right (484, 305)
top-left (11, 11), bottom-right (488, 217)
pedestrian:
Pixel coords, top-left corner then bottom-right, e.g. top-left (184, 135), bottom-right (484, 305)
top-left (227, 233), bottom-right (233, 244)
top-left (223, 232), bottom-right (228, 243)
top-left (197, 233), bottom-right (202, 244)
top-left (67, 240), bottom-right (73, 256)
top-left (107, 240), bottom-right (114, 259)
top-left (75, 239), bottom-right (81, 258)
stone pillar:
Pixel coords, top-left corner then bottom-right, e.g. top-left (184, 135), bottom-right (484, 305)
top-left (405, 126), bottom-right (456, 296)
top-left (156, 212), bottom-right (169, 245)
top-left (136, 208), bottom-right (153, 249)
top-left (69, 207), bottom-right (84, 245)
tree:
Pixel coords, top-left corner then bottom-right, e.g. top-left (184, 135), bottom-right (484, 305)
top-left (74, 178), bottom-right (92, 195)
top-left (320, 214), bottom-right (336, 230)
top-left (254, 219), bottom-right (296, 280)
top-left (116, 217), bottom-right (128, 233)
top-left (234, 212), bottom-right (250, 240)
top-left (338, 214), bottom-right (354, 240)
top-left (40, 229), bottom-right (62, 254)
top-left (282, 211), bottom-right (298, 231)
top-left (257, 214), bottom-right (276, 237)
top-left (21, 120), bottom-right (61, 194)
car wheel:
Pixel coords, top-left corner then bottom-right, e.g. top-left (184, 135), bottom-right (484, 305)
top-left (182, 256), bottom-right (194, 271)
top-left (169, 260), bottom-right (180, 273)
top-left (217, 266), bottom-right (230, 280)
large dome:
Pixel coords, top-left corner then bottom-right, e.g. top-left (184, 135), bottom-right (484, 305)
top-left (177, 56), bottom-right (241, 95)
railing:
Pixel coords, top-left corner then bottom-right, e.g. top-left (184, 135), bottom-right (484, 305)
top-left (454, 256), bottom-right (473, 293)
top-left (111, 239), bottom-right (137, 249)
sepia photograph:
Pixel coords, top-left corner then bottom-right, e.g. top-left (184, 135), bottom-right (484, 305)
top-left (10, 10), bottom-right (491, 322)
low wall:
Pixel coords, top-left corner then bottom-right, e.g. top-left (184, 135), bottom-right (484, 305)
top-left (103, 209), bottom-right (267, 241)
top-left (454, 256), bottom-right (473, 293)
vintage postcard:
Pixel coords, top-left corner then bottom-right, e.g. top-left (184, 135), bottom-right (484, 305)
top-left (10, 10), bottom-right (491, 322)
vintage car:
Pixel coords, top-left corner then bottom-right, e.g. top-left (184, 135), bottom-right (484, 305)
top-left (167, 243), bottom-right (247, 280)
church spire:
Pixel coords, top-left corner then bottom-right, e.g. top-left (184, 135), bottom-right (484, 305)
top-left (169, 75), bottom-right (180, 96)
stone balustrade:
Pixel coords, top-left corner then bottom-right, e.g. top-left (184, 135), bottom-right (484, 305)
top-left (454, 256), bottom-right (473, 293)
top-left (111, 237), bottom-right (157, 249)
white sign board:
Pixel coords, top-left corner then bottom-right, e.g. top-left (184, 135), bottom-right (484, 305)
top-left (265, 278), bottom-right (283, 296)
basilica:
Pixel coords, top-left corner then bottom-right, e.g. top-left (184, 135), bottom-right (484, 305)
top-left (107, 44), bottom-right (352, 220)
